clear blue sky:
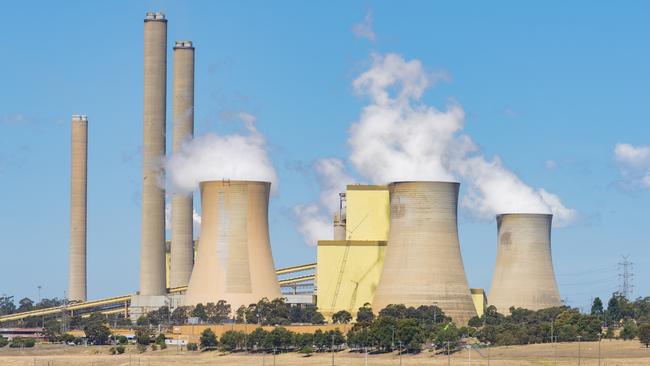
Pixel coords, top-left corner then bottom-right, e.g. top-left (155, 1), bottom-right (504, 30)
top-left (0, 1), bottom-right (648, 312)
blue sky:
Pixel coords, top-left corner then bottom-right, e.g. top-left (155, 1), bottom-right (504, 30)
top-left (0, 1), bottom-right (648, 312)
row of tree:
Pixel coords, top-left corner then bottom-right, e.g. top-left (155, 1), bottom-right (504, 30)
top-left (136, 298), bottom-right (326, 327)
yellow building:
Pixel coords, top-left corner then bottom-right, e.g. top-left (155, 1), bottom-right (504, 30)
top-left (316, 185), bottom-right (390, 319)
top-left (470, 288), bottom-right (487, 316)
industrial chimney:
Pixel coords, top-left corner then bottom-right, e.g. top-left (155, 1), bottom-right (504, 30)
top-left (140, 11), bottom-right (168, 296)
top-left (372, 181), bottom-right (477, 324)
top-left (488, 214), bottom-right (561, 312)
top-left (184, 181), bottom-right (281, 311)
top-left (68, 114), bottom-right (88, 302)
top-left (169, 40), bottom-right (195, 288)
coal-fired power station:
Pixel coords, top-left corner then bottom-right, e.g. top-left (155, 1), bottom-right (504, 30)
top-left (184, 181), bottom-right (281, 311)
top-left (169, 40), bottom-right (195, 288)
top-left (488, 214), bottom-right (562, 312)
top-left (140, 12), bottom-right (168, 296)
top-left (372, 182), bottom-right (477, 324)
top-left (55, 11), bottom-right (568, 327)
top-left (68, 114), bottom-right (88, 302)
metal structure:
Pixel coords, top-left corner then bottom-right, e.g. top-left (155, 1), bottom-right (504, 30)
top-left (372, 181), bottom-right (477, 324)
top-left (488, 213), bottom-right (561, 312)
top-left (68, 114), bottom-right (88, 302)
top-left (169, 40), bottom-right (195, 288)
top-left (184, 181), bottom-right (281, 310)
top-left (0, 264), bottom-right (314, 323)
top-left (618, 255), bottom-right (634, 299)
top-left (140, 11), bottom-right (168, 296)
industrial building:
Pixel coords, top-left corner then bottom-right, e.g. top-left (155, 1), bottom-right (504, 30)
top-left (317, 185), bottom-right (389, 319)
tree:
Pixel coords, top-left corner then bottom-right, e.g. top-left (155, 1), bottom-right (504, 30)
top-left (0, 296), bottom-right (16, 316)
top-left (17, 298), bottom-right (34, 313)
top-left (171, 306), bottom-right (189, 325)
top-left (0, 335), bottom-right (8, 348)
top-left (310, 312), bottom-right (325, 325)
top-left (591, 297), bottom-right (604, 317)
top-left (83, 314), bottom-right (111, 345)
top-left (134, 326), bottom-right (153, 346)
top-left (192, 303), bottom-right (208, 322)
top-left (200, 328), bottom-right (218, 350)
top-left (356, 303), bottom-right (375, 324)
top-left (43, 319), bottom-right (62, 341)
top-left (396, 319), bottom-right (424, 353)
top-left (620, 319), bottom-right (638, 340)
top-left (220, 330), bottom-right (246, 351)
top-left (638, 323), bottom-right (650, 348)
top-left (435, 323), bottom-right (460, 350)
top-left (206, 300), bottom-right (231, 323)
top-left (332, 310), bottom-right (352, 324)
top-left (246, 327), bottom-right (270, 350)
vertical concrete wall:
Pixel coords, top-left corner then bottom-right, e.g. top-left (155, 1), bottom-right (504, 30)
top-left (316, 240), bottom-right (387, 320)
top-left (333, 212), bottom-right (346, 240)
top-left (140, 12), bottom-right (167, 296)
top-left (68, 115), bottom-right (88, 302)
top-left (170, 40), bottom-right (195, 288)
top-left (184, 181), bottom-right (280, 311)
top-left (345, 185), bottom-right (389, 241)
top-left (488, 214), bottom-right (561, 312)
top-left (372, 181), bottom-right (477, 325)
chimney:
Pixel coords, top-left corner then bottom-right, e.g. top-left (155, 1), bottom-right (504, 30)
top-left (140, 11), bottom-right (167, 296)
top-left (169, 40), bottom-right (195, 288)
top-left (68, 114), bottom-right (88, 302)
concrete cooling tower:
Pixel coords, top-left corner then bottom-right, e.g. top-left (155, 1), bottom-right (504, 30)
top-left (184, 181), bottom-right (281, 311)
top-left (372, 181), bottom-right (477, 325)
top-left (140, 12), bottom-right (167, 296)
top-left (169, 40), bottom-right (195, 288)
top-left (68, 114), bottom-right (88, 302)
top-left (488, 214), bottom-right (561, 312)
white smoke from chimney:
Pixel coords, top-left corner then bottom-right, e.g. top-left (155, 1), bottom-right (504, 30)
top-left (166, 114), bottom-right (278, 194)
top-left (349, 53), bottom-right (576, 226)
top-left (164, 202), bottom-right (203, 239)
top-left (293, 158), bottom-right (353, 245)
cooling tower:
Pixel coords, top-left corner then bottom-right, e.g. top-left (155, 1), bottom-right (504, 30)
top-left (184, 181), bottom-right (281, 311)
top-left (68, 114), bottom-right (88, 302)
top-left (169, 40), bottom-right (195, 288)
top-left (139, 11), bottom-right (168, 296)
top-left (488, 214), bottom-right (561, 312)
top-left (372, 181), bottom-right (477, 324)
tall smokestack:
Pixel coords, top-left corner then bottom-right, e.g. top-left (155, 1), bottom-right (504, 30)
top-left (372, 181), bottom-right (477, 324)
top-left (184, 181), bottom-right (281, 311)
top-left (488, 214), bottom-right (561, 312)
top-left (68, 114), bottom-right (88, 302)
top-left (169, 40), bottom-right (195, 288)
top-left (140, 11), bottom-right (167, 296)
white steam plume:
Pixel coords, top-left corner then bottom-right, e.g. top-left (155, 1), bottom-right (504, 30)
top-left (166, 114), bottom-right (278, 193)
top-left (348, 53), bottom-right (576, 226)
top-left (614, 143), bottom-right (650, 189)
top-left (165, 203), bottom-right (203, 239)
top-left (293, 158), bottom-right (353, 246)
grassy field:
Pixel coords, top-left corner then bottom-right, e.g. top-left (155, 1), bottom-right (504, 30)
top-left (1, 339), bottom-right (649, 365)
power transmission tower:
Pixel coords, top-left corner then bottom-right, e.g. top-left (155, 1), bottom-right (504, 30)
top-left (617, 256), bottom-right (634, 299)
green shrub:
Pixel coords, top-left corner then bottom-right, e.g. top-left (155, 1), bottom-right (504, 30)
top-left (0, 335), bottom-right (8, 348)
top-left (9, 337), bottom-right (35, 348)
top-left (299, 345), bottom-right (313, 356)
top-left (117, 335), bottom-right (128, 345)
top-left (160, 342), bottom-right (167, 350)
top-left (137, 344), bottom-right (147, 353)
top-left (116, 345), bottom-right (126, 354)
top-left (109, 347), bottom-right (117, 355)
top-left (151, 344), bottom-right (158, 351)
top-left (187, 342), bottom-right (198, 351)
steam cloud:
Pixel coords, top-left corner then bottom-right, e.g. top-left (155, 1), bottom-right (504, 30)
top-left (294, 53), bottom-right (576, 244)
top-left (614, 143), bottom-right (650, 189)
top-left (166, 113), bottom-right (278, 194)
top-left (293, 158), bottom-right (353, 245)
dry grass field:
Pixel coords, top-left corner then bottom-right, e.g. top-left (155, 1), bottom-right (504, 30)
top-left (0, 339), bottom-right (649, 365)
